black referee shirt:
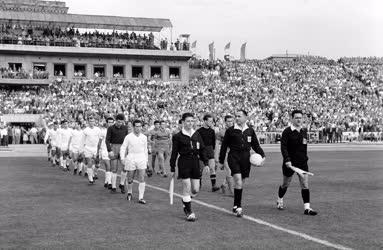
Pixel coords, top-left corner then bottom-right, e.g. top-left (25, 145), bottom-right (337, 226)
top-left (219, 124), bottom-right (265, 164)
top-left (281, 126), bottom-right (309, 167)
top-left (105, 124), bottom-right (129, 152)
top-left (197, 126), bottom-right (216, 149)
top-left (170, 130), bottom-right (208, 172)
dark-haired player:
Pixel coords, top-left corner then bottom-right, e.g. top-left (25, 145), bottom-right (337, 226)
top-left (197, 114), bottom-right (220, 192)
top-left (277, 110), bottom-right (318, 216)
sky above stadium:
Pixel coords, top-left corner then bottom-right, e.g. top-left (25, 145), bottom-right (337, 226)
top-left (65, 0), bottom-right (382, 60)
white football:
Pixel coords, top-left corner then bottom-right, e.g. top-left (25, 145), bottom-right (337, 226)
top-left (250, 153), bottom-right (263, 166)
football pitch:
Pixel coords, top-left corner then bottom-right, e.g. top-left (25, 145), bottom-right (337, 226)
top-left (0, 144), bottom-right (382, 249)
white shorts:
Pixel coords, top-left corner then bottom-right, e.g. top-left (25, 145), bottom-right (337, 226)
top-left (70, 145), bottom-right (81, 154)
top-left (124, 155), bottom-right (147, 171)
top-left (101, 150), bottom-right (109, 160)
top-left (84, 147), bottom-right (97, 159)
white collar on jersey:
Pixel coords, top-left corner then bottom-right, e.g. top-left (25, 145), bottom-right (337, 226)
top-left (182, 128), bottom-right (195, 138)
top-left (234, 123), bottom-right (249, 132)
top-left (291, 125), bottom-right (302, 132)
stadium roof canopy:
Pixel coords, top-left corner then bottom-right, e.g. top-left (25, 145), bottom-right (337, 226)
top-left (0, 11), bottom-right (172, 32)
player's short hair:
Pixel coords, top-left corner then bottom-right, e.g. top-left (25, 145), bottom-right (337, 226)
top-left (132, 119), bottom-right (142, 127)
top-left (182, 112), bottom-right (194, 121)
top-left (178, 119), bottom-right (183, 125)
top-left (106, 116), bottom-right (114, 122)
top-left (291, 110), bottom-right (303, 118)
top-left (238, 109), bottom-right (248, 116)
top-left (154, 120), bottom-right (160, 125)
top-left (159, 120), bottom-right (166, 124)
top-left (224, 115), bottom-right (233, 121)
top-left (203, 114), bottom-right (213, 121)
top-left (116, 114), bottom-right (125, 121)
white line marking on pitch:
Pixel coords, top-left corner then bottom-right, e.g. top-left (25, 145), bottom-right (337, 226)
top-left (97, 169), bottom-right (352, 250)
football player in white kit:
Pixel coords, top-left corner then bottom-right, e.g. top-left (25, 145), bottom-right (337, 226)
top-left (120, 120), bottom-right (148, 204)
top-left (44, 121), bottom-right (60, 167)
top-left (68, 121), bottom-right (84, 175)
top-left (58, 119), bottom-right (72, 171)
top-left (82, 116), bottom-right (101, 184)
top-left (98, 117), bottom-right (115, 189)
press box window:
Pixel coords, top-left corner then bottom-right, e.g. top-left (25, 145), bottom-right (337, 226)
top-left (132, 66), bottom-right (143, 78)
top-left (74, 64), bottom-right (86, 77)
top-left (33, 63), bottom-right (46, 71)
top-left (54, 64), bottom-right (66, 76)
top-left (169, 67), bottom-right (180, 79)
top-left (8, 63), bottom-right (22, 71)
top-left (113, 65), bottom-right (124, 78)
top-left (93, 65), bottom-right (105, 77)
top-left (150, 66), bottom-right (162, 79)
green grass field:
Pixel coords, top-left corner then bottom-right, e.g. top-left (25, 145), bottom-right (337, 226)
top-left (0, 144), bottom-right (382, 249)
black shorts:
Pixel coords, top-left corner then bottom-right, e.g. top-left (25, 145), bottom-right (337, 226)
top-left (177, 155), bottom-right (201, 179)
top-left (228, 151), bottom-right (251, 178)
top-left (282, 163), bottom-right (309, 177)
top-left (203, 146), bottom-right (215, 160)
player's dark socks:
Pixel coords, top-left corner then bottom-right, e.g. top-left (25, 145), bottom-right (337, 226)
top-left (184, 201), bottom-right (192, 214)
top-left (301, 189), bottom-right (310, 203)
top-left (278, 186), bottom-right (288, 198)
top-left (210, 174), bottom-right (217, 186)
top-left (199, 178), bottom-right (202, 188)
top-left (234, 188), bottom-right (243, 208)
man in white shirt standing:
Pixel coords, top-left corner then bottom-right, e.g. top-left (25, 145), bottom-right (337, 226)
top-left (82, 116), bottom-right (101, 185)
top-left (44, 121), bottom-right (60, 166)
top-left (58, 120), bottom-right (72, 171)
top-left (68, 121), bottom-right (84, 175)
top-left (120, 120), bottom-right (148, 204)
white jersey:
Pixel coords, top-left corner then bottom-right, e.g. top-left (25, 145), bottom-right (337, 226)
top-left (58, 128), bottom-right (73, 150)
top-left (70, 129), bottom-right (84, 152)
top-left (45, 128), bottom-right (60, 147)
top-left (99, 128), bottom-right (108, 153)
top-left (120, 132), bottom-right (148, 162)
top-left (82, 126), bottom-right (101, 151)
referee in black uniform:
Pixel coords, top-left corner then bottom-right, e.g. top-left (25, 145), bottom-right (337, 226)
top-left (197, 114), bottom-right (220, 192)
top-left (218, 110), bottom-right (265, 217)
top-left (276, 110), bottom-right (317, 215)
top-left (170, 113), bottom-right (209, 222)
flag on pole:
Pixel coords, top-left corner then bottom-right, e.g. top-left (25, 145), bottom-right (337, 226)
top-left (191, 40), bottom-right (197, 48)
top-left (224, 42), bottom-right (231, 56)
top-left (209, 42), bottom-right (215, 61)
top-left (240, 42), bottom-right (247, 61)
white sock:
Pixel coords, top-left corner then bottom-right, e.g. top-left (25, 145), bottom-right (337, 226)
top-left (111, 173), bottom-right (117, 188)
top-left (87, 168), bottom-right (93, 182)
top-left (105, 171), bottom-right (110, 184)
top-left (120, 171), bottom-right (127, 186)
top-left (74, 162), bottom-right (77, 170)
top-left (278, 197), bottom-right (283, 203)
top-left (78, 163), bottom-right (83, 172)
top-left (127, 182), bottom-right (133, 194)
top-left (304, 203), bottom-right (310, 210)
top-left (63, 160), bottom-right (67, 169)
top-left (60, 156), bottom-right (63, 167)
top-left (138, 182), bottom-right (145, 200)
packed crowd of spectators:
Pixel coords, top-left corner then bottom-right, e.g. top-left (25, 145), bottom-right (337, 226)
top-left (0, 57), bottom-right (382, 141)
top-left (0, 67), bottom-right (49, 79)
top-left (0, 24), bottom-right (189, 51)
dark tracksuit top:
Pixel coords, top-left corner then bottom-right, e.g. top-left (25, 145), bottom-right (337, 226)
top-left (281, 126), bottom-right (309, 175)
top-left (197, 127), bottom-right (216, 149)
top-left (105, 124), bottom-right (129, 152)
top-left (219, 125), bottom-right (265, 164)
top-left (170, 130), bottom-right (209, 179)
top-left (219, 124), bottom-right (265, 178)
